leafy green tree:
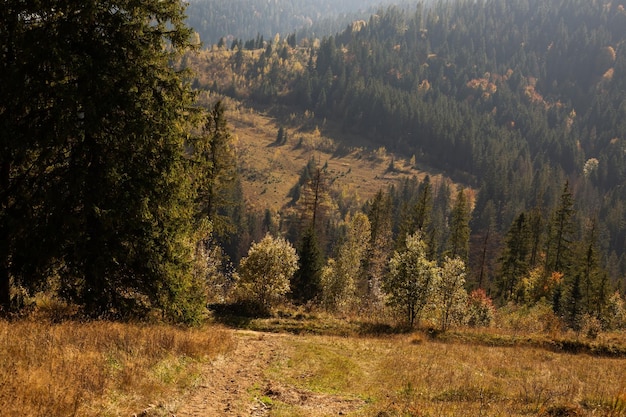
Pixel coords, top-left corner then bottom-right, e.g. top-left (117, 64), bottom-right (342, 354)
top-left (0, 0), bottom-right (206, 320)
top-left (237, 234), bottom-right (299, 311)
top-left (384, 232), bottom-right (439, 327)
top-left (435, 256), bottom-right (468, 331)
top-left (321, 212), bottom-right (371, 311)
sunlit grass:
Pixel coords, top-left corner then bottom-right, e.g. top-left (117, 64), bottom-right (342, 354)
top-left (263, 332), bottom-right (626, 416)
top-left (0, 320), bottom-right (232, 416)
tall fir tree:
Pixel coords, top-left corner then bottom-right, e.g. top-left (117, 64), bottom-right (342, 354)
top-left (497, 213), bottom-right (531, 302)
top-left (546, 181), bottom-right (577, 316)
top-left (546, 181), bottom-right (576, 275)
top-left (0, 0), bottom-right (208, 321)
top-left (292, 226), bottom-right (323, 304)
top-left (447, 188), bottom-right (471, 262)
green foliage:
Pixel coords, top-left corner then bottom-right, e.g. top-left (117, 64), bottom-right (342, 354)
top-left (193, 101), bottom-right (239, 238)
top-left (236, 233), bottom-right (299, 311)
top-left (447, 188), bottom-right (471, 261)
top-left (604, 291), bottom-right (626, 330)
top-left (0, 0), bottom-right (214, 322)
top-left (466, 289), bottom-right (496, 328)
top-left (292, 227), bottom-right (323, 304)
top-left (320, 212), bottom-right (371, 311)
top-left (435, 257), bottom-right (468, 331)
top-left (384, 232), bottom-right (439, 327)
top-left (498, 212), bottom-right (532, 303)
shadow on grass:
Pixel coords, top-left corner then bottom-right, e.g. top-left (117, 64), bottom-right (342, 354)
top-left (208, 302), bottom-right (271, 328)
top-left (208, 302), bottom-right (413, 337)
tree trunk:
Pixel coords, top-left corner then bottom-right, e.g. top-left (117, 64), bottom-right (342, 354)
top-left (0, 160), bottom-right (11, 312)
top-left (0, 263), bottom-right (9, 313)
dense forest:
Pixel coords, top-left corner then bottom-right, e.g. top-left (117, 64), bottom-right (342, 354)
top-left (185, 0), bottom-right (402, 45)
top-left (185, 0), bottom-right (626, 327)
top-left (3, 0), bottom-right (626, 332)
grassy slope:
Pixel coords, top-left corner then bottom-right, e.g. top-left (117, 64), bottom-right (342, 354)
top-left (3, 315), bottom-right (625, 416)
top-left (220, 97), bottom-right (448, 213)
top-left (0, 320), bottom-right (232, 417)
top-left (264, 331), bottom-right (626, 416)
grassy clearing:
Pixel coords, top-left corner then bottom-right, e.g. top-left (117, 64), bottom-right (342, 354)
top-left (0, 320), bottom-right (232, 417)
top-left (211, 95), bottom-right (447, 214)
top-left (209, 307), bottom-right (626, 416)
top-left (263, 332), bottom-right (626, 416)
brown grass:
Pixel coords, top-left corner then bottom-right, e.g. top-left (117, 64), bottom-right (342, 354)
top-left (196, 93), bottom-right (449, 214)
top-left (269, 332), bottom-right (626, 416)
top-left (0, 320), bottom-right (232, 417)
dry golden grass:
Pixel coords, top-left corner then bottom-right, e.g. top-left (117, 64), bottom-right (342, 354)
top-left (0, 320), bottom-right (232, 417)
top-left (200, 94), bottom-right (449, 214)
top-left (269, 332), bottom-right (626, 416)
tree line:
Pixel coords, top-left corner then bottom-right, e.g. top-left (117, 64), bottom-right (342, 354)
top-left (3, 0), bottom-right (626, 332)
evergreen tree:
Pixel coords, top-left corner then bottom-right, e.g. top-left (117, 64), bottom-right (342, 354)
top-left (414, 176), bottom-right (434, 232)
top-left (546, 181), bottom-right (577, 316)
top-left (292, 226), bottom-right (323, 304)
top-left (321, 212), bottom-right (371, 311)
top-left (545, 181), bottom-right (576, 276)
top-left (363, 190), bottom-right (394, 306)
top-left (447, 188), bottom-right (471, 262)
top-left (1, 0), bottom-right (206, 320)
top-left (497, 212), bottom-right (531, 302)
top-left (195, 101), bottom-right (239, 238)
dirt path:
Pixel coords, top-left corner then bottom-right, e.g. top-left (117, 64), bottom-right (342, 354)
top-left (175, 330), bottom-right (364, 417)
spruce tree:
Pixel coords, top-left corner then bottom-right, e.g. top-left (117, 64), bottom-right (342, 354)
top-left (0, 0), bottom-right (206, 320)
top-left (447, 188), bottom-right (471, 262)
top-left (292, 227), bottom-right (323, 303)
top-left (498, 213), bottom-right (531, 302)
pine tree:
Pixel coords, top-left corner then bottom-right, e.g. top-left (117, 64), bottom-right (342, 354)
top-left (447, 188), bottom-right (471, 262)
top-left (195, 101), bottom-right (239, 238)
top-left (546, 181), bottom-right (577, 316)
top-left (292, 227), bottom-right (323, 304)
top-left (321, 212), bottom-right (371, 311)
top-left (498, 212), bottom-right (531, 302)
top-left (546, 181), bottom-right (576, 275)
top-left (363, 190), bottom-right (394, 306)
top-left (0, 0), bottom-right (206, 320)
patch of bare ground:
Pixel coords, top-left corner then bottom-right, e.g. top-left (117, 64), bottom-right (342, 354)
top-left (176, 330), bottom-right (364, 417)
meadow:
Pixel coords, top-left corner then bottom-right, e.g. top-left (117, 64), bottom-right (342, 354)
top-left (2, 311), bottom-right (626, 416)
top-left (0, 319), bottom-right (232, 416)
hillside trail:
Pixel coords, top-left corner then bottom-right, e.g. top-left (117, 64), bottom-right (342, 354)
top-left (175, 330), bottom-right (363, 417)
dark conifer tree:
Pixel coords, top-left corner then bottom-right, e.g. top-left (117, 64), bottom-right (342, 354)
top-left (497, 213), bottom-right (531, 302)
top-left (292, 226), bottom-right (323, 303)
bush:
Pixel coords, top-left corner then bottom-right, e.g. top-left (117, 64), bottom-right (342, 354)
top-left (581, 314), bottom-right (602, 340)
top-left (465, 289), bottom-right (495, 327)
top-left (497, 300), bottom-right (563, 334)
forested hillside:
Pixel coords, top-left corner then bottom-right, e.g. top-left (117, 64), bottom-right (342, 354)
top-left (186, 0), bottom-right (626, 327)
top-left (4, 0), bottom-right (626, 336)
top-left (185, 0), bottom-right (402, 45)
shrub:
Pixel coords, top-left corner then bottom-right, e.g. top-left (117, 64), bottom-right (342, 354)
top-left (466, 289), bottom-right (495, 327)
